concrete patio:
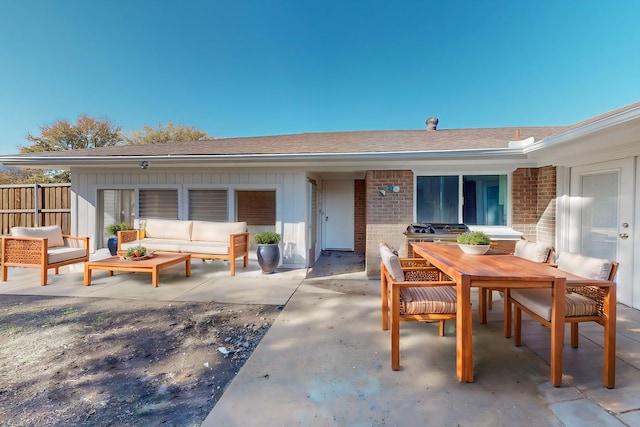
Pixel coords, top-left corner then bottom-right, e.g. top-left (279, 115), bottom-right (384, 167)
top-left (1, 250), bottom-right (639, 426)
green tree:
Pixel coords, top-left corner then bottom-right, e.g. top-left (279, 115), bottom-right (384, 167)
top-left (124, 122), bottom-right (211, 145)
top-left (17, 115), bottom-right (123, 182)
top-left (20, 115), bottom-right (123, 153)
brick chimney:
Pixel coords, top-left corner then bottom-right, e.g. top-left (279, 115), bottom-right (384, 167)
top-left (426, 117), bottom-right (439, 130)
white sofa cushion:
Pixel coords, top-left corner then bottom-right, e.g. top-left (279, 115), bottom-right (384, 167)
top-left (178, 241), bottom-right (230, 255)
top-left (145, 219), bottom-right (193, 241)
top-left (514, 240), bottom-right (551, 263)
top-left (48, 246), bottom-right (87, 264)
top-left (557, 252), bottom-right (612, 280)
top-left (120, 238), bottom-right (188, 253)
top-left (11, 225), bottom-right (65, 248)
top-left (191, 221), bottom-right (247, 242)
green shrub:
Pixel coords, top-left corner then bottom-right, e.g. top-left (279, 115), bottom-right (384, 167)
top-left (106, 222), bottom-right (130, 235)
top-left (254, 231), bottom-right (281, 244)
top-left (457, 231), bottom-right (491, 245)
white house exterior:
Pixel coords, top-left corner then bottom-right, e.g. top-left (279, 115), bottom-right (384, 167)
top-left (2, 102), bottom-right (639, 309)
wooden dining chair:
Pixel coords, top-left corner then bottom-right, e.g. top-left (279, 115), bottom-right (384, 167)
top-left (486, 239), bottom-right (554, 310)
top-left (379, 243), bottom-right (457, 370)
top-left (508, 252), bottom-right (618, 388)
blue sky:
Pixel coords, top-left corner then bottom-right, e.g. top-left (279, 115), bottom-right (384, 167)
top-left (1, 1), bottom-right (639, 154)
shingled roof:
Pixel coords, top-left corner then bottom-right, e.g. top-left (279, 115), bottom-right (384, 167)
top-left (18, 126), bottom-right (568, 158)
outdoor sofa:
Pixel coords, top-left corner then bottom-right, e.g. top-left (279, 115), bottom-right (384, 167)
top-left (117, 218), bottom-right (249, 276)
top-left (1, 225), bottom-right (90, 286)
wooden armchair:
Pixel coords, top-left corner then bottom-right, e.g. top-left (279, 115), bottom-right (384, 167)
top-left (2, 226), bottom-right (90, 286)
top-left (508, 252), bottom-right (618, 388)
top-left (380, 243), bottom-right (456, 370)
top-left (481, 239), bottom-right (553, 334)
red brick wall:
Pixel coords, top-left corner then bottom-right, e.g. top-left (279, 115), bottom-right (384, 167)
top-left (512, 166), bottom-right (556, 246)
top-left (365, 170), bottom-right (414, 275)
top-left (365, 170), bottom-right (414, 224)
top-left (536, 166), bottom-right (556, 246)
top-left (354, 179), bottom-right (366, 253)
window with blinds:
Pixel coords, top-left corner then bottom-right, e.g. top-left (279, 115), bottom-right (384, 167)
top-left (188, 189), bottom-right (228, 221)
top-left (138, 189), bottom-right (178, 219)
top-left (236, 190), bottom-right (276, 225)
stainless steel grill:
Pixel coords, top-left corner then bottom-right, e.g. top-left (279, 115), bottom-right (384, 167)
top-left (404, 223), bottom-right (470, 256)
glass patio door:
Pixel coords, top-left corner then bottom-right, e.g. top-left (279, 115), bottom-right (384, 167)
top-left (99, 190), bottom-right (135, 248)
top-left (570, 158), bottom-right (635, 307)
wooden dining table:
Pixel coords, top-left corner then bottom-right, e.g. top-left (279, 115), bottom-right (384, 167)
top-left (410, 242), bottom-right (614, 386)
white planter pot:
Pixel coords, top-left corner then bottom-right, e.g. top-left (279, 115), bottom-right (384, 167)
top-left (458, 244), bottom-right (490, 255)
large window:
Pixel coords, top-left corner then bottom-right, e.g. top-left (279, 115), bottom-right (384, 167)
top-left (416, 174), bottom-right (507, 225)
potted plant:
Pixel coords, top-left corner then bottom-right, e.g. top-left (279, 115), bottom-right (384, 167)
top-left (106, 222), bottom-right (130, 256)
top-left (457, 231), bottom-right (491, 255)
top-left (124, 244), bottom-right (149, 260)
top-left (254, 231), bottom-right (281, 274)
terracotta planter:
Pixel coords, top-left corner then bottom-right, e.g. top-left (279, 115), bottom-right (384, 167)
top-left (257, 244), bottom-right (280, 274)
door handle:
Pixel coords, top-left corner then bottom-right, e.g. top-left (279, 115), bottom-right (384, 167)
top-left (619, 233), bottom-right (629, 239)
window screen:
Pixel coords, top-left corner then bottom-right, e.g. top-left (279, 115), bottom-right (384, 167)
top-left (236, 190), bottom-right (276, 225)
top-left (189, 189), bottom-right (228, 221)
top-left (138, 189), bottom-right (178, 219)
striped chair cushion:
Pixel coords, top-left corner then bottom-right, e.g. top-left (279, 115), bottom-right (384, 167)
top-left (400, 286), bottom-right (457, 315)
top-left (510, 289), bottom-right (597, 321)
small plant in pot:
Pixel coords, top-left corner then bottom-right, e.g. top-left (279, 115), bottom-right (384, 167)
top-left (254, 231), bottom-right (281, 274)
top-left (457, 231), bottom-right (491, 255)
top-left (106, 222), bottom-right (130, 256)
top-left (124, 244), bottom-right (149, 260)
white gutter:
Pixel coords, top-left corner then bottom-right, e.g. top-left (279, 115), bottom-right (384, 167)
top-left (0, 147), bottom-right (529, 167)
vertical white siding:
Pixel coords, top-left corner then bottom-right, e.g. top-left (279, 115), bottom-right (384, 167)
top-left (71, 167), bottom-right (308, 268)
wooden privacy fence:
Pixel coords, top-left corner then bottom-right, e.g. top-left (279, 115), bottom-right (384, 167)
top-left (0, 183), bottom-right (71, 235)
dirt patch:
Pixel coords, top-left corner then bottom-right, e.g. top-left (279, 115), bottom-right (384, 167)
top-left (0, 295), bottom-right (281, 426)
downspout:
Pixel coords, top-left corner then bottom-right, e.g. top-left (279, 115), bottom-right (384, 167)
top-left (34, 183), bottom-right (39, 226)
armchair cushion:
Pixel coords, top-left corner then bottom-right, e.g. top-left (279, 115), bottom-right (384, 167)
top-left (11, 225), bottom-right (65, 248)
top-left (514, 240), bottom-right (551, 263)
top-left (557, 252), bottom-right (612, 280)
top-left (510, 288), bottom-right (597, 321)
top-left (380, 243), bottom-right (404, 282)
top-left (401, 286), bottom-right (457, 314)
top-left (48, 247), bottom-right (88, 264)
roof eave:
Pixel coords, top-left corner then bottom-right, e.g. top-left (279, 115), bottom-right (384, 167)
top-left (523, 103), bottom-right (640, 154)
top-left (0, 147), bottom-right (528, 168)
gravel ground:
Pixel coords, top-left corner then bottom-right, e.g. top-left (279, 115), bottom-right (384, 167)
top-left (0, 295), bottom-right (281, 426)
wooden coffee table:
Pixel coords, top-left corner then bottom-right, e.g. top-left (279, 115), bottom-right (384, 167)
top-left (84, 252), bottom-right (191, 287)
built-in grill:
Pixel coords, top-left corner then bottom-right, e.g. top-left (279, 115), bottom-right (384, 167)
top-left (404, 223), bottom-right (470, 256)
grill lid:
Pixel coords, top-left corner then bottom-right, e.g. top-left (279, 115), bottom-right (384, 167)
top-left (405, 223), bottom-right (469, 235)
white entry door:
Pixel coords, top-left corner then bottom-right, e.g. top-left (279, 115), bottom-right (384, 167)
top-left (323, 180), bottom-right (354, 250)
top-left (570, 158), bottom-right (635, 307)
